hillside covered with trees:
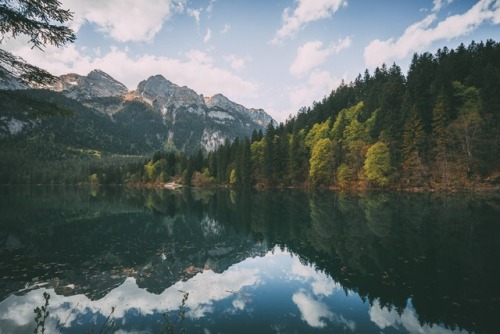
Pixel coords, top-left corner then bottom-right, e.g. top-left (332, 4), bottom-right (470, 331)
top-left (1, 40), bottom-right (499, 190)
top-left (181, 39), bottom-right (500, 190)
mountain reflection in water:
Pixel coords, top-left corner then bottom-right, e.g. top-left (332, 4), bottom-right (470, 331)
top-left (0, 187), bottom-right (498, 333)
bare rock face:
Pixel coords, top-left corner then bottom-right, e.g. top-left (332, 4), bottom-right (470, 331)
top-left (137, 75), bottom-right (204, 105)
top-left (205, 93), bottom-right (274, 127)
top-left (53, 69), bottom-right (128, 100)
top-left (137, 75), bottom-right (206, 115)
top-left (36, 70), bottom-right (276, 154)
top-left (50, 73), bottom-right (83, 91)
top-left (135, 75), bottom-right (276, 153)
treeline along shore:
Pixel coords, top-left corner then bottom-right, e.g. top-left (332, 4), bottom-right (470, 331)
top-left (1, 40), bottom-right (499, 191)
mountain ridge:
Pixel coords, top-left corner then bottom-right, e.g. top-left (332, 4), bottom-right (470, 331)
top-left (0, 68), bottom-right (275, 154)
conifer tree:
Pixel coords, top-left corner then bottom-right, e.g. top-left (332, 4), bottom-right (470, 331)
top-left (449, 82), bottom-right (483, 178)
top-left (402, 106), bottom-right (427, 185)
top-left (432, 94), bottom-right (451, 186)
top-left (0, 0), bottom-right (76, 85)
top-left (263, 122), bottom-right (275, 185)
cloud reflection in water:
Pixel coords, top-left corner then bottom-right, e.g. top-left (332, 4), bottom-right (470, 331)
top-left (1, 247), bottom-right (357, 333)
top-left (369, 300), bottom-right (469, 334)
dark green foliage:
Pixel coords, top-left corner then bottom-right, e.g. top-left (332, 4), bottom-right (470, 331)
top-left (0, 89), bottom-right (73, 117)
top-left (113, 100), bottom-right (167, 150)
top-left (0, 0), bottom-right (76, 85)
top-left (0, 89), bottom-right (163, 155)
top-left (262, 122), bottom-right (275, 185)
top-left (1, 40), bottom-right (498, 189)
top-left (0, 89), bottom-right (168, 184)
top-left (203, 39), bottom-right (499, 189)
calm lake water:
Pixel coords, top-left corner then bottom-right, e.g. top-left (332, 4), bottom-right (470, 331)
top-left (0, 187), bottom-right (499, 334)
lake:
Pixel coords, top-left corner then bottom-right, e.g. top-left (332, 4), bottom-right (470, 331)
top-left (0, 186), bottom-right (499, 333)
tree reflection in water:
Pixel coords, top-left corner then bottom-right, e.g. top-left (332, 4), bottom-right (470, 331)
top-left (0, 187), bottom-right (498, 333)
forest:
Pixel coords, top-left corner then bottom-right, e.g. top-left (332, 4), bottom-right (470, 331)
top-left (136, 40), bottom-right (500, 190)
top-left (1, 40), bottom-right (499, 190)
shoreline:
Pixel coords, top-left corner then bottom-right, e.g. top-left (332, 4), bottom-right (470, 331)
top-left (1, 182), bottom-right (499, 194)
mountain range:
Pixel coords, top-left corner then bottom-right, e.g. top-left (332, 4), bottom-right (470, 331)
top-left (0, 68), bottom-right (274, 156)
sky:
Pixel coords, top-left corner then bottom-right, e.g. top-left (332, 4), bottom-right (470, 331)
top-left (4, 0), bottom-right (500, 121)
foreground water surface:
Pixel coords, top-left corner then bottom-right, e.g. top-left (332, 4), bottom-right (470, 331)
top-left (0, 187), bottom-right (499, 333)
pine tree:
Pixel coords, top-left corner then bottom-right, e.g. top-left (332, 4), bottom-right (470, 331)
top-left (432, 94), bottom-right (451, 186)
top-left (0, 0), bottom-right (76, 85)
top-left (263, 122), bottom-right (275, 185)
top-left (449, 82), bottom-right (484, 178)
top-left (236, 137), bottom-right (252, 187)
top-left (288, 129), bottom-right (308, 185)
top-left (402, 106), bottom-right (427, 185)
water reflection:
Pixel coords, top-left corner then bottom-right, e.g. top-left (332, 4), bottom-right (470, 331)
top-left (0, 187), bottom-right (499, 333)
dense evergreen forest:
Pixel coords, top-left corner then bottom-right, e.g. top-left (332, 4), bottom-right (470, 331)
top-left (1, 40), bottom-right (499, 190)
top-left (140, 40), bottom-right (500, 190)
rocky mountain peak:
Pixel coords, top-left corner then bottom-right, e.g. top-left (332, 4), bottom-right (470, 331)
top-left (137, 75), bottom-right (204, 107)
top-left (32, 69), bottom-right (275, 153)
top-left (204, 93), bottom-right (231, 108)
top-left (51, 69), bottom-right (128, 100)
top-left (51, 73), bottom-right (83, 91)
top-left (137, 75), bottom-right (177, 99)
top-left (205, 93), bottom-right (274, 127)
top-left (86, 69), bottom-right (121, 83)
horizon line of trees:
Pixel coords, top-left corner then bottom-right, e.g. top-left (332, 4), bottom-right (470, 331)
top-left (2, 40), bottom-right (499, 190)
top-left (138, 39), bottom-right (499, 190)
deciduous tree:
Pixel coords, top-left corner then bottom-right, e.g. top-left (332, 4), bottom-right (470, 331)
top-left (309, 138), bottom-right (334, 187)
top-left (364, 141), bottom-right (391, 187)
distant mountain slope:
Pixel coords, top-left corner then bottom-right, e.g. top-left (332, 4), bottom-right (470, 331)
top-left (50, 69), bottom-right (128, 100)
top-left (0, 69), bottom-right (275, 157)
top-left (134, 74), bottom-right (275, 153)
top-left (0, 89), bottom-right (165, 157)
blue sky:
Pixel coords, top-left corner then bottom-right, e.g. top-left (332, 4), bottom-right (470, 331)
top-left (4, 0), bottom-right (500, 121)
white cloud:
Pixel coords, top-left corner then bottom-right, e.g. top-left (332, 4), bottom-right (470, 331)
top-left (0, 266), bottom-right (260, 329)
top-left (292, 291), bottom-right (356, 330)
top-left (0, 247), bottom-right (361, 332)
top-left (364, 0), bottom-right (500, 69)
top-left (287, 70), bottom-right (343, 116)
top-left (232, 298), bottom-right (246, 311)
top-left (289, 256), bottom-right (341, 297)
top-left (368, 300), bottom-right (400, 329)
top-left (2, 41), bottom-right (259, 101)
top-left (204, 28), bottom-right (212, 43)
top-left (271, 0), bottom-right (348, 45)
top-left (369, 300), bottom-right (468, 334)
top-left (290, 37), bottom-right (351, 77)
top-left (187, 7), bottom-right (202, 26)
top-left (224, 54), bottom-right (250, 71)
top-left (207, 0), bottom-right (216, 14)
top-left (221, 23), bottom-right (231, 34)
top-left (185, 49), bottom-right (213, 64)
top-left (432, 0), bottom-right (454, 12)
top-left (292, 291), bottom-right (333, 328)
top-left (60, 0), bottom-right (186, 43)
